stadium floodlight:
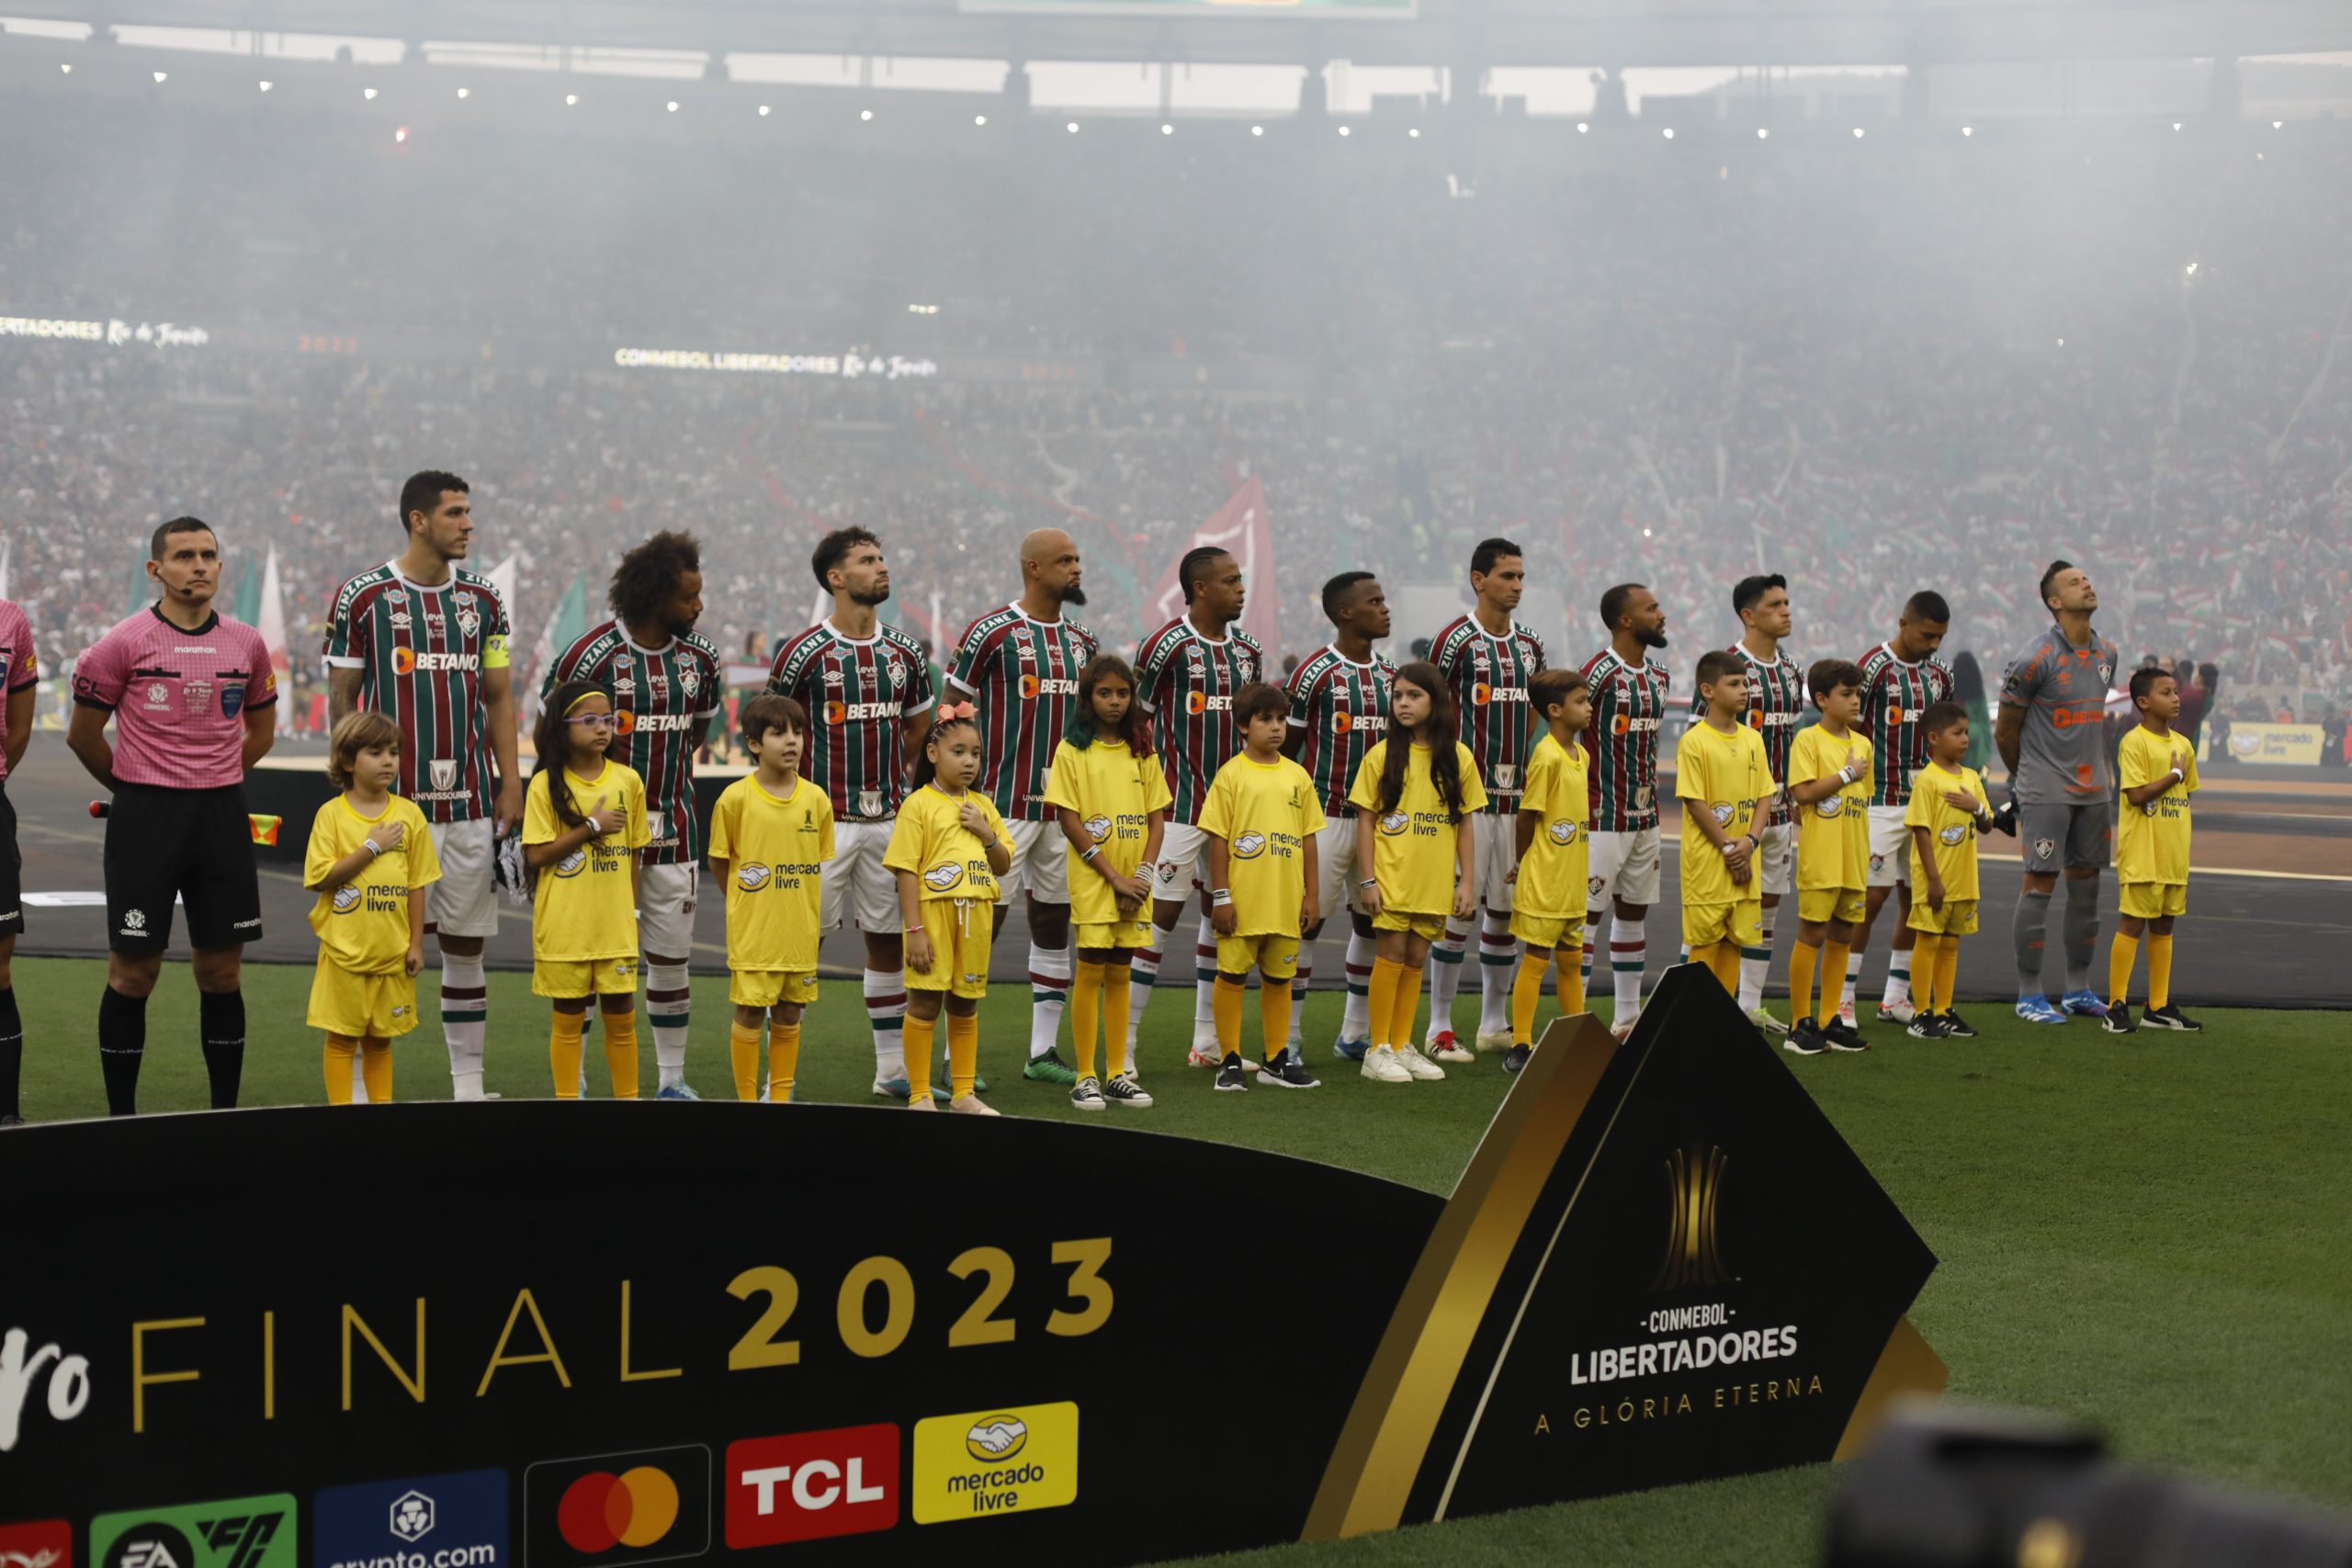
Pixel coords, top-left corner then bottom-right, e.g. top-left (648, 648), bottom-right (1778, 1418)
top-left (1408, 127), bottom-right (1419, 138)
top-left (259, 80), bottom-right (273, 92)
top-left (1161, 122), bottom-right (1173, 135)
top-left (666, 100), bottom-right (680, 113)
top-left (2172, 121), bottom-right (2182, 130)
top-left (860, 107), bottom-right (873, 120)
top-left (458, 87), bottom-right (469, 100)
top-left (1852, 126), bottom-right (1865, 139)
top-left (1067, 119), bottom-right (1080, 132)
top-left (565, 93), bottom-right (579, 106)
top-left (1250, 124), bottom-right (1263, 136)
top-left (2186, 262), bottom-right (2199, 276)
top-left (394, 126), bottom-right (408, 143)
top-left (2272, 119), bottom-right (2284, 130)
top-left (1962, 125), bottom-right (1973, 137)
top-left (759, 104), bottom-right (772, 117)
top-left (1662, 127), bottom-right (1675, 139)
top-left (153, 71), bottom-right (168, 84)
top-left (973, 113), bottom-right (985, 125)
top-left (59, 62), bottom-right (71, 73)
top-left (1756, 127), bottom-right (1769, 140)
top-left (1577, 121), bottom-right (1589, 132)
top-left (1643, 527), bottom-right (1653, 538)
top-left (364, 86), bottom-right (378, 100)
top-left (1339, 124), bottom-right (1351, 136)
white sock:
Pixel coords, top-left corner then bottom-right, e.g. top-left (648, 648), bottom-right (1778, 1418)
top-left (646, 962), bottom-right (692, 1089)
top-left (1582, 909), bottom-right (1603, 995)
top-left (1884, 948), bottom-right (1913, 1007)
top-left (350, 1052), bottom-right (371, 1104)
top-left (1611, 914), bottom-right (1647, 1020)
top-left (1427, 922), bottom-right (1470, 1042)
top-left (1739, 908), bottom-right (1776, 1012)
top-left (1128, 917), bottom-right (1179, 1051)
top-left (1028, 941), bottom-right (1070, 1060)
top-left (1340, 930), bottom-right (1376, 1041)
top-left (1845, 949), bottom-right (1867, 1012)
top-left (865, 967), bottom-right (907, 1082)
top-left (441, 953), bottom-right (489, 1100)
top-left (1192, 927), bottom-right (1219, 1045)
top-left (1477, 909), bottom-right (1517, 1036)
top-left (1289, 952), bottom-right (1311, 1045)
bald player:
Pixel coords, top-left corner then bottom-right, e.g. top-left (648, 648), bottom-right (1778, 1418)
top-left (945, 529), bottom-right (1099, 1086)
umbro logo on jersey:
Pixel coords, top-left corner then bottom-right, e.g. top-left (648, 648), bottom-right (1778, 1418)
top-left (388, 611), bottom-right (411, 628)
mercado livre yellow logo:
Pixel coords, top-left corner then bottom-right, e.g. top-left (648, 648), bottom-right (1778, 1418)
top-left (910, 1401), bottom-right (1078, 1525)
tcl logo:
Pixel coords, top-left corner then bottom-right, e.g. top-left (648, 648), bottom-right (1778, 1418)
top-left (726, 1424), bottom-right (899, 1547)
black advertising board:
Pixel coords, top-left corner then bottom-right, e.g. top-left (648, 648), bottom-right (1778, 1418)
top-left (0, 967), bottom-right (1942, 1562)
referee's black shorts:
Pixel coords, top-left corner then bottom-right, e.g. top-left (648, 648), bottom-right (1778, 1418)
top-left (105, 783), bottom-right (264, 953)
top-left (0, 786), bottom-right (22, 939)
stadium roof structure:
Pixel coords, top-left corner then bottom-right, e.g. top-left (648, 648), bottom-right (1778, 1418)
top-left (10, 0), bottom-right (2352, 70)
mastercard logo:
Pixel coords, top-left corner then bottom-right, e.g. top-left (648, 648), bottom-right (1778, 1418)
top-left (559, 1465), bottom-right (682, 1554)
top-left (391, 646), bottom-right (416, 675)
top-left (1185, 691), bottom-right (1208, 715)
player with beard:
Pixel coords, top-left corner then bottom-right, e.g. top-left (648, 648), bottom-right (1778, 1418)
top-left (1426, 537), bottom-right (1545, 1060)
top-left (1997, 560), bottom-right (2120, 1024)
top-left (325, 471), bottom-right (518, 1101)
top-left (946, 529), bottom-right (1098, 1086)
top-left (544, 532), bottom-right (723, 1097)
top-left (768, 527), bottom-right (936, 1096)
top-left (72, 517), bottom-right (278, 1114)
top-left (1579, 584), bottom-right (1672, 1040)
top-left (1845, 592), bottom-right (1955, 1028)
top-left (1285, 572), bottom-right (1397, 1060)
top-left (1687, 574), bottom-right (1806, 1034)
top-left (1130, 547), bottom-right (1262, 1072)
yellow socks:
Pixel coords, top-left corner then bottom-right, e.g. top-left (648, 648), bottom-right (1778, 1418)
top-left (360, 1040), bottom-right (391, 1103)
top-left (769, 1020), bottom-right (801, 1103)
top-left (1510, 953), bottom-right (1548, 1045)
top-left (1366, 958), bottom-right (1403, 1047)
top-left (1936, 938), bottom-right (1960, 1015)
top-left (1261, 975), bottom-right (1294, 1064)
top-left (1555, 951), bottom-right (1586, 1019)
top-left (1213, 976), bottom-right (1248, 1059)
top-left (1387, 962), bottom-right (1423, 1049)
top-left (2109, 931), bottom-right (2140, 1007)
top-left (1103, 964), bottom-right (1132, 1078)
top-left (550, 1011), bottom-right (584, 1100)
top-left (1819, 940), bottom-right (1850, 1025)
top-left (1909, 935), bottom-right (1941, 1013)
top-left (1071, 959), bottom-right (1106, 1079)
top-left (904, 1014), bottom-right (937, 1101)
top-left (2147, 935), bottom-right (2174, 1011)
top-left (1790, 942), bottom-right (1820, 1028)
top-left (1711, 944), bottom-right (1740, 995)
top-left (323, 1037), bottom-right (356, 1105)
top-left (946, 1012), bottom-right (978, 1100)
top-left (729, 1021), bottom-right (762, 1101)
top-left (602, 1006), bottom-right (640, 1099)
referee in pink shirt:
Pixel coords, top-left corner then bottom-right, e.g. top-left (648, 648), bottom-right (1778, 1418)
top-left (68, 517), bottom-right (278, 1115)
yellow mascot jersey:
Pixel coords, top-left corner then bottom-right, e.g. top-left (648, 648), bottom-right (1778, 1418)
top-left (1199, 751), bottom-right (1328, 937)
top-left (708, 773), bottom-right (834, 975)
top-left (305, 794), bottom-right (442, 973)
top-left (1348, 740), bottom-right (1487, 916)
top-left (523, 759), bottom-right (650, 961)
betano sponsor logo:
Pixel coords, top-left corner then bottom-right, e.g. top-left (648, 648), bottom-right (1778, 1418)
top-left (910, 1402), bottom-right (1078, 1525)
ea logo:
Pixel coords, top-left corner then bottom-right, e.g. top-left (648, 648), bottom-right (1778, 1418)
top-left (965, 1415), bottom-right (1027, 1462)
top-left (332, 884), bottom-right (364, 914)
top-left (103, 1523), bottom-right (193, 1568)
top-left (1233, 831), bottom-right (1268, 859)
top-left (1378, 812), bottom-right (1409, 836)
top-left (1547, 819), bottom-right (1579, 846)
top-left (1083, 814), bottom-right (1113, 842)
top-left (923, 863), bottom-right (965, 892)
top-left (1710, 803), bottom-right (1736, 826)
top-left (559, 1466), bottom-right (682, 1553)
top-left (737, 863), bottom-right (772, 892)
top-left (555, 848), bottom-right (588, 878)
top-left (1938, 824), bottom-right (1970, 847)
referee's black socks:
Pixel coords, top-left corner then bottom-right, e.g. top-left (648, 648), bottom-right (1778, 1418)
top-left (0, 986), bottom-right (22, 1121)
top-left (199, 989), bottom-right (245, 1110)
top-left (97, 985), bottom-right (146, 1116)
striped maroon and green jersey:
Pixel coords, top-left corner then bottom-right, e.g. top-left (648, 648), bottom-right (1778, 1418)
top-left (768, 621), bottom-right (936, 820)
top-left (1135, 617), bottom-right (1264, 824)
top-left (545, 621), bottom-right (722, 864)
top-left (1855, 644), bottom-right (1956, 807)
top-left (1688, 642), bottom-right (1806, 827)
top-left (1284, 646), bottom-right (1396, 818)
top-left (946, 604), bottom-right (1099, 822)
top-left (1579, 649), bottom-right (1672, 833)
top-left (1430, 615), bottom-right (1546, 814)
top-left (322, 562), bottom-right (512, 824)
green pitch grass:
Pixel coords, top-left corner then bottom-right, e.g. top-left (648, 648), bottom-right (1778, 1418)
top-left (13, 958), bottom-right (2351, 1564)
